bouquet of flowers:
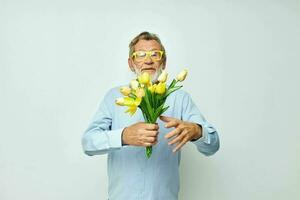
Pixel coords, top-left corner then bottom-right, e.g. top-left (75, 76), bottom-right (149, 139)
top-left (115, 69), bottom-right (188, 158)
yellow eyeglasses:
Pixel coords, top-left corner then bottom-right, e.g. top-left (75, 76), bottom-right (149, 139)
top-left (131, 50), bottom-right (164, 62)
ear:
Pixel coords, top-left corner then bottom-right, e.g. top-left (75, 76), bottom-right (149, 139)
top-left (128, 58), bottom-right (135, 72)
top-left (162, 59), bottom-right (167, 70)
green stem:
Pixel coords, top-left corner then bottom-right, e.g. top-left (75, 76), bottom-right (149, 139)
top-left (146, 146), bottom-right (152, 158)
top-left (144, 114), bottom-right (155, 158)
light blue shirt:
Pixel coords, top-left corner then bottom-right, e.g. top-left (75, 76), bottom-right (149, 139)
top-left (81, 85), bottom-right (220, 200)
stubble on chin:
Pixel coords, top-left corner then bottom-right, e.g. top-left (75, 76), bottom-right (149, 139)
top-left (132, 63), bottom-right (164, 83)
top-left (133, 67), bottom-right (163, 83)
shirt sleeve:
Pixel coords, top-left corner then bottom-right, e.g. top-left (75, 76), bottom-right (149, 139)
top-left (181, 92), bottom-right (220, 156)
top-left (81, 88), bottom-right (126, 156)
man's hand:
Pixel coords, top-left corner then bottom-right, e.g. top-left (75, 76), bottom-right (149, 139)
top-left (159, 116), bottom-right (202, 153)
top-left (122, 122), bottom-right (159, 147)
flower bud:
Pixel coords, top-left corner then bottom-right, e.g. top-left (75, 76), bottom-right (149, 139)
top-left (135, 88), bottom-right (145, 98)
top-left (155, 82), bottom-right (166, 94)
top-left (120, 86), bottom-right (131, 96)
top-left (158, 70), bottom-right (168, 83)
top-left (138, 72), bottom-right (151, 85)
top-left (130, 80), bottom-right (139, 90)
top-left (125, 106), bottom-right (137, 115)
top-left (148, 84), bottom-right (156, 93)
top-left (115, 97), bottom-right (125, 106)
top-left (176, 69), bottom-right (188, 82)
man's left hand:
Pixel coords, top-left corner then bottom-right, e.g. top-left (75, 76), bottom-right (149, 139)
top-left (159, 115), bottom-right (202, 153)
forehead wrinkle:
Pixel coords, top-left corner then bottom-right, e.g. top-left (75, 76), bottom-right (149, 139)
top-left (135, 47), bottom-right (161, 51)
top-left (134, 40), bottom-right (162, 51)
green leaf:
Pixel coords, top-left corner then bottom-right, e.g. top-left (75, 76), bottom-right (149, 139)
top-left (129, 93), bottom-right (137, 99)
top-left (143, 88), bottom-right (155, 123)
top-left (160, 106), bottom-right (170, 115)
top-left (139, 99), bottom-right (153, 123)
top-left (146, 88), bottom-right (153, 107)
top-left (168, 79), bottom-right (177, 90)
top-left (164, 85), bottom-right (183, 99)
top-left (153, 104), bottom-right (164, 121)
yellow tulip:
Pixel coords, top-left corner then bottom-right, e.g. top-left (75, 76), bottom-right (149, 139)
top-left (130, 80), bottom-right (139, 90)
top-left (134, 97), bottom-right (142, 106)
top-left (158, 70), bottom-right (168, 83)
top-left (155, 82), bottom-right (166, 94)
top-left (176, 69), bottom-right (188, 82)
top-left (138, 72), bottom-right (151, 85)
top-left (123, 97), bottom-right (134, 106)
top-left (135, 88), bottom-right (145, 98)
top-left (148, 84), bottom-right (157, 93)
top-left (125, 106), bottom-right (137, 115)
top-left (115, 97), bottom-right (141, 107)
top-left (115, 97), bottom-right (125, 106)
top-left (120, 86), bottom-right (131, 96)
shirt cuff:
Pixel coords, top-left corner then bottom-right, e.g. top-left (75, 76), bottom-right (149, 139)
top-left (109, 128), bottom-right (126, 148)
top-left (191, 123), bottom-right (210, 145)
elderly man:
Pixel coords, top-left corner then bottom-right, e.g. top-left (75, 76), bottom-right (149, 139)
top-left (81, 31), bottom-right (220, 200)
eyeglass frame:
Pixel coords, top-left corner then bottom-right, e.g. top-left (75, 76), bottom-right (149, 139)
top-left (131, 50), bottom-right (164, 62)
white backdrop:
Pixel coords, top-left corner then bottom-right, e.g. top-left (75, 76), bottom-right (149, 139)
top-left (1, 0), bottom-right (299, 199)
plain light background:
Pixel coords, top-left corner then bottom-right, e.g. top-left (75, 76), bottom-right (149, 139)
top-left (1, 0), bottom-right (299, 199)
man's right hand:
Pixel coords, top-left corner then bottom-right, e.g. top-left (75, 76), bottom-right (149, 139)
top-left (122, 122), bottom-right (159, 147)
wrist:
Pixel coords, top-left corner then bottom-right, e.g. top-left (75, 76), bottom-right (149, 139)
top-left (191, 124), bottom-right (202, 141)
top-left (121, 127), bottom-right (128, 145)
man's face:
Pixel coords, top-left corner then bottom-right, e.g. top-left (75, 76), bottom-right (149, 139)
top-left (128, 39), bottom-right (166, 82)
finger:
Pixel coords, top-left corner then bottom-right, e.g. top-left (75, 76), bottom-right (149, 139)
top-left (144, 136), bottom-right (157, 143)
top-left (159, 115), bottom-right (177, 122)
top-left (168, 129), bottom-right (188, 145)
top-left (165, 120), bottom-right (179, 128)
top-left (145, 130), bottom-right (159, 137)
top-left (143, 142), bottom-right (153, 147)
top-left (145, 123), bottom-right (159, 130)
top-left (173, 137), bottom-right (189, 153)
top-left (165, 127), bottom-right (182, 139)
top-left (168, 133), bottom-right (184, 145)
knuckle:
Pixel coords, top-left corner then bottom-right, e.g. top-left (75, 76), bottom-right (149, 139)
top-left (137, 122), bottom-right (143, 126)
top-left (177, 124), bottom-right (183, 130)
top-left (147, 137), bottom-right (153, 142)
top-left (146, 124), bottom-right (152, 129)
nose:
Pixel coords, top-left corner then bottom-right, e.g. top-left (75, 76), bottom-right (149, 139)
top-left (144, 55), bottom-right (153, 64)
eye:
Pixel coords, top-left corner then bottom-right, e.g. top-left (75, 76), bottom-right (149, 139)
top-left (151, 51), bottom-right (159, 57)
top-left (136, 51), bottom-right (146, 57)
top-left (151, 51), bottom-right (161, 58)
